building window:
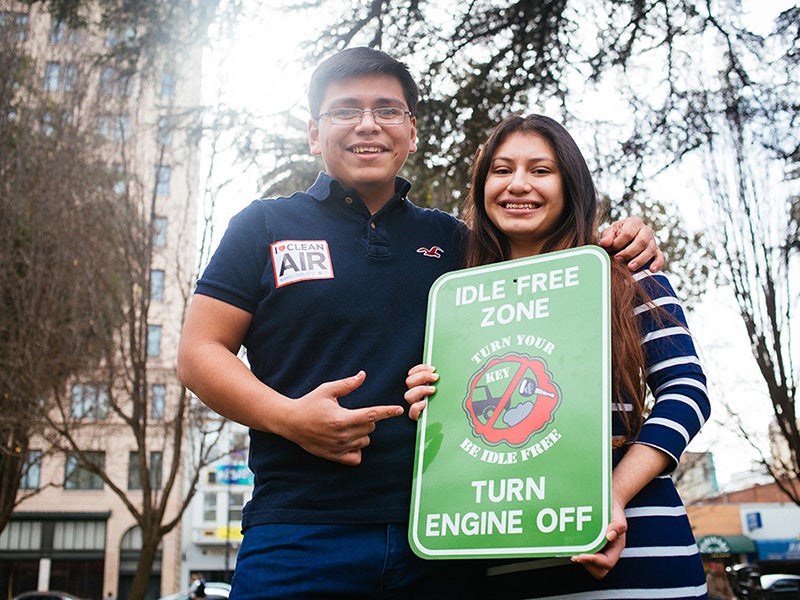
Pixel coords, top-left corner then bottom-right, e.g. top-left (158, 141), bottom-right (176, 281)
top-left (64, 451), bottom-right (104, 490)
top-left (232, 431), bottom-right (249, 453)
top-left (156, 165), bottom-right (171, 195)
top-left (151, 384), bottom-right (166, 419)
top-left (153, 216), bottom-right (167, 247)
top-left (147, 325), bottom-right (162, 357)
top-left (98, 115), bottom-right (130, 143)
top-left (150, 269), bottom-right (165, 301)
top-left (49, 21), bottom-right (80, 44)
top-left (70, 383), bottom-right (109, 419)
top-left (202, 493), bottom-right (217, 522)
top-left (41, 110), bottom-right (71, 136)
top-left (228, 492), bottom-right (245, 523)
top-left (62, 63), bottom-right (77, 92)
top-left (99, 67), bottom-right (115, 94)
top-left (128, 451), bottom-right (163, 490)
top-left (105, 25), bottom-right (135, 47)
top-left (97, 115), bottom-right (111, 139)
top-left (114, 115), bottom-right (130, 143)
top-left (157, 116), bottom-right (173, 145)
top-left (44, 62), bottom-right (77, 92)
top-left (44, 62), bottom-right (60, 91)
top-left (0, 520), bottom-right (41, 550)
top-left (49, 21), bottom-right (64, 43)
top-left (100, 66), bottom-right (133, 97)
top-left (150, 452), bottom-right (163, 490)
top-left (160, 71), bottom-right (176, 98)
top-left (0, 12), bottom-right (29, 41)
top-left (53, 520), bottom-right (105, 550)
top-left (20, 450), bottom-right (42, 490)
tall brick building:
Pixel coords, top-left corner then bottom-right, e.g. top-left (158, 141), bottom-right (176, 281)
top-left (0, 1), bottom-right (208, 597)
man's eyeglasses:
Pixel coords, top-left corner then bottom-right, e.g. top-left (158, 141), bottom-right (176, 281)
top-left (318, 107), bottom-right (412, 126)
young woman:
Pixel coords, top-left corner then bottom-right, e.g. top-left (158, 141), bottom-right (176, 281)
top-left (405, 114), bottom-right (711, 599)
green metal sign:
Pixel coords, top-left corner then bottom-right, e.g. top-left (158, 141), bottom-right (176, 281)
top-left (409, 246), bottom-right (612, 559)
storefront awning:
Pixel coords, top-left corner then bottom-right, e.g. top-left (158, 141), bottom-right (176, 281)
top-left (697, 534), bottom-right (757, 555)
top-left (756, 539), bottom-right (800, 561)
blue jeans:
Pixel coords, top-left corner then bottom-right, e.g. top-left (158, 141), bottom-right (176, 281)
top-left (229, 523), bottom-right (485, 599)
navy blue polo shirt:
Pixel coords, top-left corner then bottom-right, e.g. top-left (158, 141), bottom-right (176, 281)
top-left (196, 172), bottom-right (466, 526)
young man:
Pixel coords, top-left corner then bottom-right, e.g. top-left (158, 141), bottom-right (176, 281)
top-left (177, 47), bottom-right (663, 599)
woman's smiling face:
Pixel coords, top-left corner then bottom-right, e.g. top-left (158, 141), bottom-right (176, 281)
top-left (483, 131), bottom-right (565, 259)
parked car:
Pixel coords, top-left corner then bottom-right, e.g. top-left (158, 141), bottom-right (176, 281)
top-left (760, 574), bottom-right (800, 600)
top-left (158, 582), bottom-right (231, 600)
top-left (12, 592), bottom-right (85, 600)
top-left (728, 563), bottom-right (762, 599)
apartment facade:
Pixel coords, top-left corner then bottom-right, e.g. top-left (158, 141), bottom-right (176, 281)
top-left (0, 2), bottom-right (206, 598)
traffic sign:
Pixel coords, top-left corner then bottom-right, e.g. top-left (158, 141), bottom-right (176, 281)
top-left (409, 246), bottom-right (612, 559)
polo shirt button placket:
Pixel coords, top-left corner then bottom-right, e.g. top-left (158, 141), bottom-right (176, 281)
top-left (366, 216), bottom-right (391, 258)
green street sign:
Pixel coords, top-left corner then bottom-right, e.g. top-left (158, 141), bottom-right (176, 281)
top-left (409, 246), bottom-right (612, 559)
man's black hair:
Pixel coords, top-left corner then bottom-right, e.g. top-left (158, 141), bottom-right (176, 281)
top-left (308, 47), bottom-right (419, 118)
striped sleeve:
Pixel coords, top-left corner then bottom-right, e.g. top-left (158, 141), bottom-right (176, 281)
top-left (632, 270), bottom-right (710, 470)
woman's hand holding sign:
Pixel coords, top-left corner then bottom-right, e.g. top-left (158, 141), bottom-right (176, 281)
top-left (404, 364), bottom-right (439, 421)
top-left (572, 443), bottom-right (671, 577)
top-left (570, 498), bottom-right (627, 578)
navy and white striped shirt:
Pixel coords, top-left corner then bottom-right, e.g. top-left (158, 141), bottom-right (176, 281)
top-left (488, 269), bottom-right (711, 600)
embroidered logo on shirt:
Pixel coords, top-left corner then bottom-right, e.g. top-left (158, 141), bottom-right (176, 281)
top-left (417, 246), bottom-right (444, 258)
top-left (271, 240), bottom-right (334, 288)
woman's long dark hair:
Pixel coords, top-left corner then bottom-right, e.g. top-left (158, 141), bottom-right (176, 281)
top-left (464, 114), bottom-right (648, 440)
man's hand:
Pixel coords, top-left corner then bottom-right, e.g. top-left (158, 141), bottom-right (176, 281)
top-left (599, 216), bottom-right (664, 272)
top-left (282, 371), bottom-right (404, 466)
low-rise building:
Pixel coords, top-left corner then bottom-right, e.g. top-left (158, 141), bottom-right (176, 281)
top-left (688, 479), bottom-right (800, 573)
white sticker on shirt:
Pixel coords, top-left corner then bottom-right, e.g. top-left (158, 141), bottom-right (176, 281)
top-left (271, 240), bottom-right (334, 288)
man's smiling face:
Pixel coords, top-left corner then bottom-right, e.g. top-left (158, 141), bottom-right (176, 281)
top-left (308, 73), bottom-right (417, 212)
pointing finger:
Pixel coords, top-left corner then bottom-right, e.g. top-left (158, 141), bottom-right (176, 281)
top-left (354, 404), bottom-right (404, 423)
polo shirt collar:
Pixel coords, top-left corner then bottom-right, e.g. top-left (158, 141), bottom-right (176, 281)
top-left (307, 172), bottom-right (412, 209)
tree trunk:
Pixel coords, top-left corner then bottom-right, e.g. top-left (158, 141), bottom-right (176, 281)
top-left (0, 432), bottom-right (24, 533)
top-left (128, 532), bottom-right (162, 600)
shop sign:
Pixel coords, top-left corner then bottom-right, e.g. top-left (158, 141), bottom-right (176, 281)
top-left (698, 535), bottom-right (732, 555)
top-left (746, 511), bottom-right (762, 531)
